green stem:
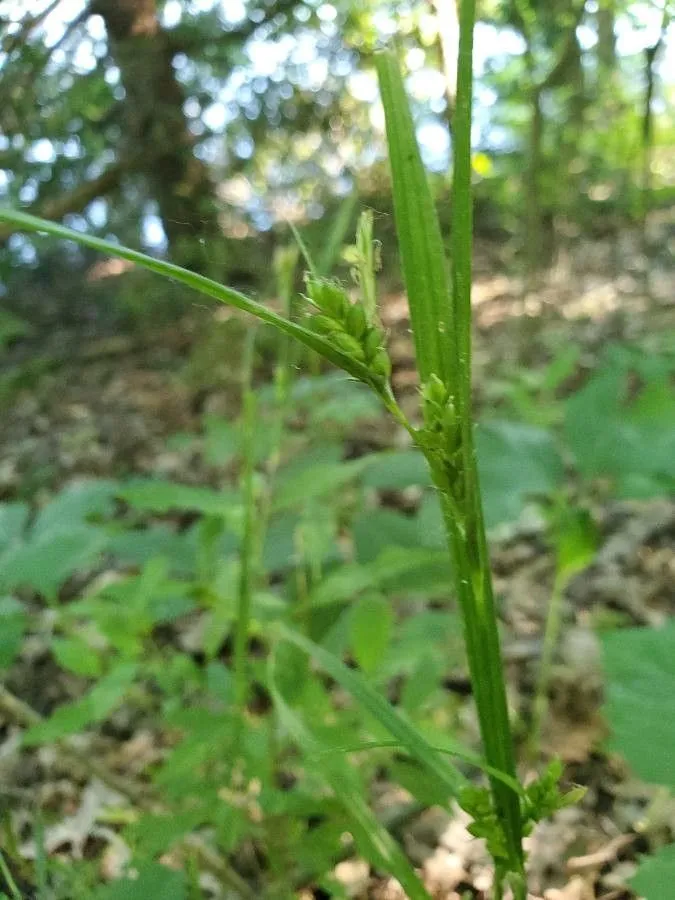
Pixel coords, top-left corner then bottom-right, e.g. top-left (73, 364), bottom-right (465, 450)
top-left (529, 572), bottom-right (566, 759)
top-left (0, 850), bottom-right (22, 900)
top-left (447, 0), bottom-right (525, 893)
top-left (439, 479), bottom-right (524, 891)
top-left (233, 338), bottom-right (258, 718)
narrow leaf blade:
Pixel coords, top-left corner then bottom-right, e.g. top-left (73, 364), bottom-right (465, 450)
top-left (376, 51), bottom-right (454, 385)
top-left (276, 624), bottom-right (466, 798)
top-left (0, 208), bottom-right (377, 388)
top-left (269, 658), bottom-right (431, 900)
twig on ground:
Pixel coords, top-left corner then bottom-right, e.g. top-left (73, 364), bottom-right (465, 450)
top-left (566, 833), bottom-right (636, 873)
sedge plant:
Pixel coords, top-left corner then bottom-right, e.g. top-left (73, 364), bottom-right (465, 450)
top-left (0, 7), bottom-right (583, 895)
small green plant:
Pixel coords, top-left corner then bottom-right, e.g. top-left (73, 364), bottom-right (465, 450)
top-left (602, 621), bottom-right (675, 898)
top-left (0, 9), bottom-right (586, 896)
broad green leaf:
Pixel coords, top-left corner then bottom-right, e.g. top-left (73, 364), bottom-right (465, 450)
top-left (261, 512), bottom-right (300, 573)
top-left (269, 655), bottom-right (432, 900)
top-left (401, 655), bottom-right (444, 714)
top-left (0, 504), bottom-right (29, 552)
top-left (205, 660), bottom-right (233, 705)
top-left (0, 526), bottom-right (106, 598)
top-left (94, 863), bottom-right (186, 900)
top-left (107, 524), bottom-right (199, 575)
top-left (310, 547), bottom-right (452, 608)
top-left (203, 413), bottom-right (276, 466)
top-left (122, 810), bottom-right (207, 859)
top-left (602, 622), bottom-right (675, 789)
top-left (118, 479), bottom-right (238, 516)
top-left (23, 662), bottom-right (138, 746)
top-left (553, 507), bottom-right (598, 581)
top-left (541, 344), bottom-right (581, 393)
top-left (352, 508), bottom-right (422, 563)
top-left (52, 636), bottom-right (103, 678)
top-left (415, 493), bottom-right (446, 549)
top-left (272, 457), bottom-right (372, 511)
top-left (0, 208), bottom-right (381, 390)
top-left (276, 624), bottom-right (466, 798)
top-left (376, 51), bottom-right (454, 386)
top-left (381, 611), bottom-right (464, 681)
top-left (475, 421), bottom-right (564, 528)
top-left (33, 480), bottom-right (119, 537)
top-left (286, 372), bottom-right (379, 428)
top-left (390, 757), bottom-right (450, 808)
top-left (630, 843), bottom-right (675, 900)
top-left (350, 593), bottom-right (393, 674)
top-left (0, 596), bottom-right (26, 669)
top-left (564, 351), bottom-right (675, 497)
top-left (361, 450), bottom-right (432, 490)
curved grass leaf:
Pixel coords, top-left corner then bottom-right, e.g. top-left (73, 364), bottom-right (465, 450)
top-left (268, 653), bottom-right (431, 900)
top-left (0, 208), bottom-right (380, 390)
top-left (275, 624), bottom-right (466, 798)
top-left (308, 739), bottom-right (523, 795)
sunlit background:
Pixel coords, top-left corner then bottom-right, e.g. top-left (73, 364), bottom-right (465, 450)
top-left (1, 0), bottom-right (672, 263)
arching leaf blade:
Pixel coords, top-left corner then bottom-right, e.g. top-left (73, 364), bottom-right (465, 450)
top-left (275, 624), bottom-right (466, 799)
top-left (269, 655), bottom-right (432, 900)
top-left (0, 208), bottom-right (377, 387)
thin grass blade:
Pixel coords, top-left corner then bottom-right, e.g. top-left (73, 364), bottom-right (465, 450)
top-left (275, 624), bottom-right (466, 798)
top-left (375, 50), bottom-right (455, 387)
top-left (269, 655), bottom-right (432, 900)
top-left (308, 739), bottom-right (524, 795)
top-left (0, 208), bottom-right (378, 390)
top-left (316, 191), bottom-right (358, 275)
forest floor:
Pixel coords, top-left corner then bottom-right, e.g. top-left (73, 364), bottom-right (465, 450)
top-left (0, 232), bottom-right (673, 900)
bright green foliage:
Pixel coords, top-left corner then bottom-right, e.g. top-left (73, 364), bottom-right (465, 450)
top-left (375, 54), bottom-right (454, 388)
top-left (23, 662), bottom-right (138, 746)
top-left (630, 843), bottom-right (675, 900)
top-left (93, 863), bottom-right (187, 900)
top-left (475, 421), bottom-right (564, 528)
top-left (602, 621), bottom-right (675, 791)
top-left (552, 507), bottom-right (598, 582)
top-left (0, 483), bottom-right (116, 599)
top-left (270, 659), bottom-right (431, 900)
top-left (119, 479), bottom-right (240, 518)
top-left (605, 617), bottom-right (675, 898)
top-left (2, 21), bottom-right (674, 894)
top-left (0, 596), bottom-right (27, 670)
top-left (349, 592), bottom-right (393, 674)
top-left (460, 759), bottom-right (585, 866)
top-left (565, 346), bottom-right (675, 498)
top-left (304, 275), bottom-right (391, 380)
top-left (276, 625), bottom-right (467, 798)
top-left (520, 759), bottom-right (586, 834)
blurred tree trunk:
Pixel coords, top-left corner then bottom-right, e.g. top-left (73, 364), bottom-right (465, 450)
top-left (639, 7), bottom-right (670, 293)
top-left (92, 0), bottom-right (222, 272)
top-left (596, 0), bottom-right (616, 71)
top-left (524, 85), bottom-right (546, 284)
top-left (515, 1), bottom-right (586, 285)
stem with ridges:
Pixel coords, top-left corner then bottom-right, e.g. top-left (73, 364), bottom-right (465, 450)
top-left (447, 0), bottom-right (525, 892)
